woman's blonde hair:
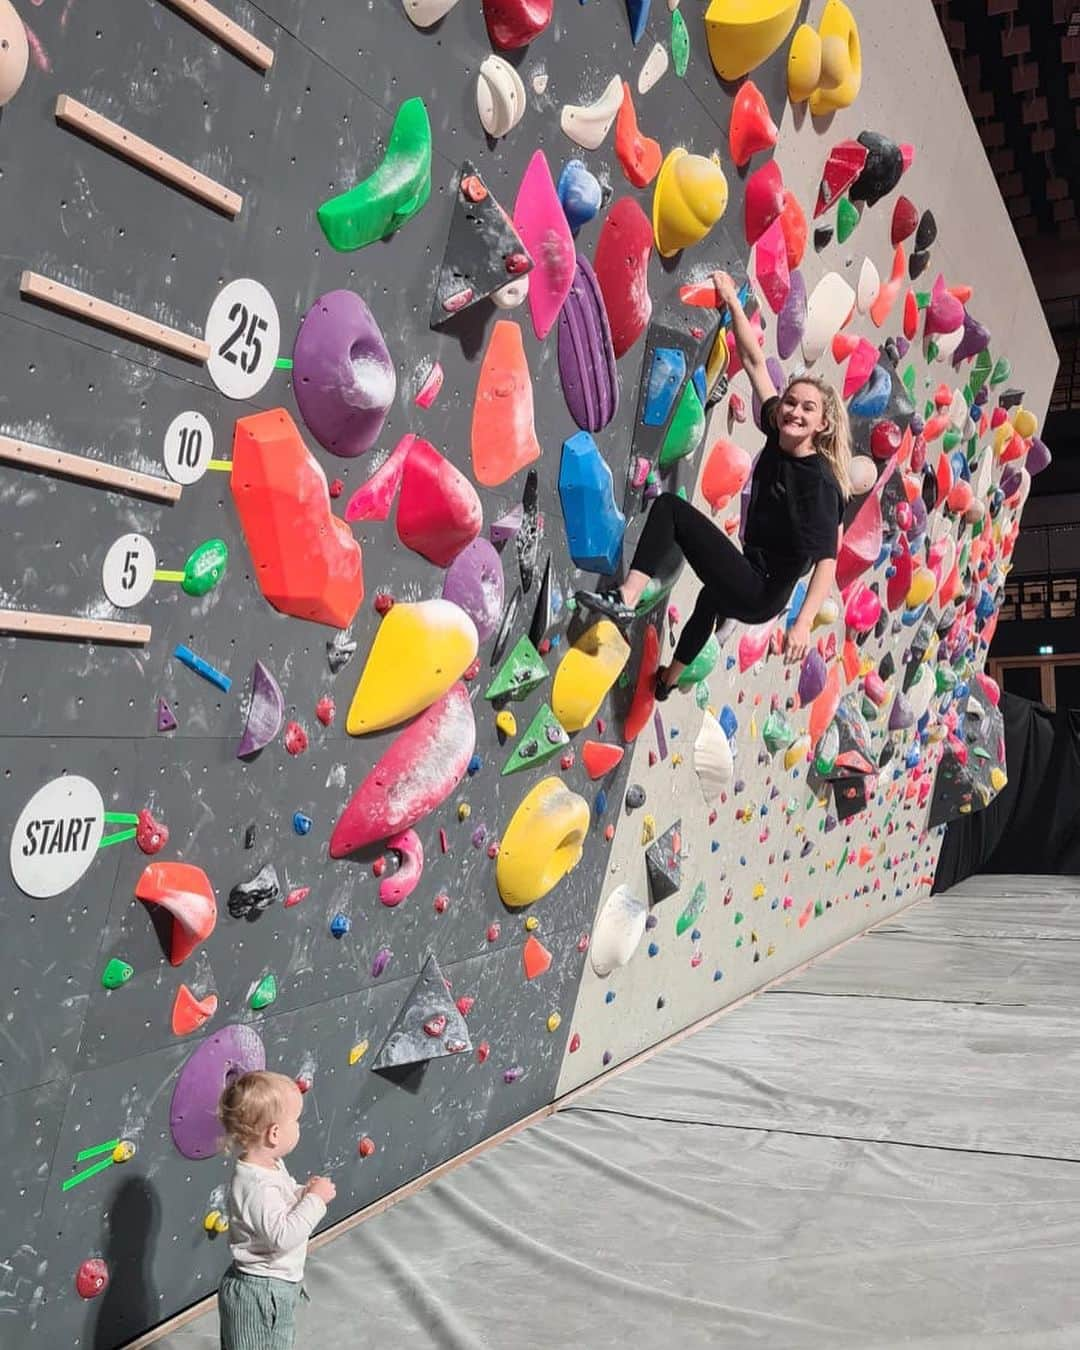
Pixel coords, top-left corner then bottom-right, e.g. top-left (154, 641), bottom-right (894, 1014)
top-left (218, 1070), bottom-right (297, 1152)
top-left (778, 375), bottom-right (853, 499)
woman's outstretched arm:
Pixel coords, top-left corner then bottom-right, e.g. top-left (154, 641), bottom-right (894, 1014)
top-left (712, 270), bottom-right (776, 408)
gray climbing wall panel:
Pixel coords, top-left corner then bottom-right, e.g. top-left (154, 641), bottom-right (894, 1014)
top-left (0, 0), bottom-right (1056, 1345)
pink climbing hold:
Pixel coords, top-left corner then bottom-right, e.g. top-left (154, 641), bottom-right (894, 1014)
top-left (814, 140), bottom-right (868, 218)
top-left (754, 217), bottom-right (790, 314)
top-left (924, 273), bottom-right (964, 338)
top-left (738, 621), bottom-right (772, 673)
top-left (841, 337), bottom-right (878, 399)
top-left (513, 150), bottom-right (576, 341)
top-left (396, 436), bottom-right (483, 566)
top-left (316, 696), bottom-right (336, 726)
top-left (744, 160), bottom-right (785, 245)
top-left (135, 808), bottom-right (169, 855)
top-left (414, 360), bottom-right (444, 409)
top-left (844, 582), bottom-right (881, 634)
top-left (284, 721), bottom-right (308, 755)
top-left (378, 829), bottom-right (424, 906)
top-left (344, 434), bottom-right (412, 523)
top-left (701, 438), bottom-right (752, 512)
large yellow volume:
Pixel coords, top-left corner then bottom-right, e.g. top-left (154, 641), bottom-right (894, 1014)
top-left (497, 777), bottom-right (590, 908)
top-left (705, 0), bottom-right (800, 82)
top-left (551, 619), bottom-right (630, 732)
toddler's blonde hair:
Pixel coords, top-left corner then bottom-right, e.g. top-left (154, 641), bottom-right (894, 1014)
top-left (778, 375), bottom-right (854, 499)
top-left (218, 1070), bottom-right (297, 1152)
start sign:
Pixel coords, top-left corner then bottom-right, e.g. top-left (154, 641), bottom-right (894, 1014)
top-left (10, 776), bottom-right (105, 898)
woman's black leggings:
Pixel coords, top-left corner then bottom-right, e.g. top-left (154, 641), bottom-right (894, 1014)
top-left (630, 493), bottom-right (795, 665)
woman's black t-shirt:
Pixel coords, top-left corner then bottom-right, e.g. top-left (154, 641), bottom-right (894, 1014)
top-left (744, 396), bottom-right (844, 582)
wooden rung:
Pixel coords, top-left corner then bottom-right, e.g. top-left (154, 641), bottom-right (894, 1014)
top-left (0, 433), bottom-right (182, 503)
top-left (55, 96), bottom-right (243, 217)
top-left (20, 270), bottom-right (211, 364)
top-left (0, 609), bottom-right (152, 645)
top-left (162, 0), bottom-right (274, 71)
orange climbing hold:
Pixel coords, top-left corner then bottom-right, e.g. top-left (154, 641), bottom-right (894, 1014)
top-left (471, 321), bottom-right (542, 487)
top-left (808, 662), bottom-right (841, 748)
top-left (523, 934), bottom-right (553, 980)
top-left (614, 82), bottom-right (662, 188)
top-left (869, 244), bottom-right (905, 328)
top-left (582, 741), bottom-right (625, 778)
top-left (231, 409), bottom-right (363, 630)
top-left (171, 984), bottom-right (219, 1036)
top-left (778, 189), bottom-right (807, 270)
top-left (729, 81), bottom-right (778, 167)
top-left (135, 862), bottom-right (217, 966)
top-left (623, 623), bottom-right (659, 743)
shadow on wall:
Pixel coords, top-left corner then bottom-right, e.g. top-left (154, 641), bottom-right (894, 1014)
top-left (91, 1177), bottom-right (161, 1350)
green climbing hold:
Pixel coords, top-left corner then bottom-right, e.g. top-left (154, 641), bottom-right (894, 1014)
top-left (813, 722), bottom-right (839, 777)
top-left (902, 365), bottom-right (915, 397)
top-left (671, 8), bottom-right (690, 76)
top-left (926, 340), bottom-right (939, 362)
top-left (837, 846), bottom-right (848, 874)
top-left (836, 196), bottom-right (859, 244)
top-left (183, 538), bottom-right (229, 597)
top-left (942, 430), bottom-right (960, 452)
top-left (250, 972), bottom-right (278, 1011)
top-left (485, 634), bottom-right (549, 701)
top-left (762, 710), bottom-right (794, 754)
top-left (675, 881), bottom-right (707, 936)
top-left (814, 898), bottom-right (824, 916)
top-left (658, 379), bottom-right (706, 468)
top-left (317, 97), bottom-right (432, 252)
top-left (860, 695), bottom-right (878, 722)
top-left (694, 680), bottom-right (711, 709)
top-left (970, 349), bottom-right (992, 394)
top-left (914, 290), bottom-right (930, 310)
top-left (935, 666), bottom-right (957, 695)
top-left (675, 484), bottom-right (689, 500)
top-left (677, 633), bottom-right (719, 687)
top-left (733, 911), bottom-right (744, 925)
top-left (502, 703), bottom-right (569, 775)
top-left (101, 958), bottom-right (133, 990)
top-left (990, 356), bottom-right (1011, 386)
top-left (635, 575), bottom-right (673, 617)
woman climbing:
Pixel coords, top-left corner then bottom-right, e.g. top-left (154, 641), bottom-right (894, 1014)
top-left (576, 270), bottom-right (852, 700)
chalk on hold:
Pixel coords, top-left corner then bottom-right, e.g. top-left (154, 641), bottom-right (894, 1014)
top-left (443, 538), bottom-right (505, 643)
top-left (589, 885), bottom-right (648, 975)
top-left (472, 321), bottom-right (542, 486)
top-left (522, 934), bottom-right (552, 979)
top-left (330, 684), bottom-right (476, 856)
top-left (346, 600), bottom-right (478, 735)
top-left (379, 829), bottom-right (424, 907)
top-left (501, 702), bottom-right (569, 775)
top-left (652, 149), bottom-right (728, 257)
top-left (432, 161), bottom-right (534, 325)
top-left (704, 0), bottom-right (799, 81)
top-left (552, 620), bottom-right (630, 733)
top-left (397, 436), bottom-right (483, 566)
top-left (486, 633), bottom-right (549, 701)
top-left (161, 0), bottom-right (273, 70)
top-left (557, 159), bottom-right (602, 235)
top-left (476, 55), bottom-right (526, 138)
top-left (374, 953), bottom-right (472, 1069)
top-left (231, 409), bottom-right (363, 630)
top-left (514, 150), bottom-right (576, 340)
top-left (318, 98), bottom-right (431, 251)
top-left (645, 819), bottom-right (682, 902)
top-left (675, 881), bottom-right (707, 936)
top-left (560, 75), bottom-right (624, 151)
top-left (497, 776), bottom-right (590, 906)
top-left (802, 272), bottom-right (855, 365)
top-left (135, 862), bottom-right (217, 965)
top-left (558, 432), bottom-right (626, 574)
top-left (236, 660), bottom-right (284, 758)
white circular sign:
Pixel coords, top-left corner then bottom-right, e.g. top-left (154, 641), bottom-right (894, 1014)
top-left (102, 533), bottom-right (156, 609)
top-left (10, 775), bottom-right (105, 898)
top-left (205, 278), bottom-right (281, 401)
top-left (164, 411), bottom-right (214, 484)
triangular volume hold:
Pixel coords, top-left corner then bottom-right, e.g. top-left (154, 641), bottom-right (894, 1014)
top-left (373, 953), bottom-right (473, 1070)
top-left (486, 633), bottom-right (549, 701)
top-left (644, 819), bottom-right (682, 902)
top-left (502, 702), bottom-right (569, 774)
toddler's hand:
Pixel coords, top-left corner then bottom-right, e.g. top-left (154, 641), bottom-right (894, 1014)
top-left (306, 1175), bottom-right (336, 1204)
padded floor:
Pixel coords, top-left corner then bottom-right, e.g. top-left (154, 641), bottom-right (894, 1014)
top-left (157, 877), bottom-right (1080, 1349)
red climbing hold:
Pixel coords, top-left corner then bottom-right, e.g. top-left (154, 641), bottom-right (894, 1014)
top-left (728, 81), bottom-right (778, 167)
top-left (483, 0), bottom-right (553, 49)
top-left (902, 289), bottom-right (918, 341)
top-left (614, 82), bottom-right (662, 188)
top-left (344, 434), bottom-right (411, 523)
top-left (171, 983), bottom-right (218, 1036)
top-left (231, 409), bottom-right (363, 630)
top-left (315, 696), bottom-right (336, 726)
top-left (136, 808), bottom-right (169, 856)
top-left (814, 140), bottom-right (868, 218)
top-left (284, 721), bottom-right (309, 755)
top-left (135, 861), bottom-right (217, 966)
top-left (582, 741), bottom-right (626, 779)
top-left (357, 1135), bottom-right (377, 1157)
top-left (891, 195), bottom-right (919, 246)
top-left (594, 196), bottom-right (653, 359)
top-left (396, 435), bottom-right (483, 566)
top-left (523, 935), bottom-right (552, 980)
top-left (744, 160), bottom-right (785, 245)
top-left (623, 623), bottom-right (660, 743)
top-left (76, 1259), bottom-right (109, 1300)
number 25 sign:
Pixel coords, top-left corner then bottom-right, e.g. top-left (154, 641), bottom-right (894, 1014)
top-left (205, 278), bottom-right (281, 401)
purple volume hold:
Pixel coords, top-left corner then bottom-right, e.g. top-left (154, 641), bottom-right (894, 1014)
top-left (776, 269), bottom-right (806, 361)
top-left (236, 660), bottom-right (284, 759)
top-left (557, 255), bottom-right (618, 433)
top-left (170, 1024), bottom-right (265, 1160)
top-left (442, 538), bottom-right (505, 642)
top-left (293, 289), bottom-right (396, 459)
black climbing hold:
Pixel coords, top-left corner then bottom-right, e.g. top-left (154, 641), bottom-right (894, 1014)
top-left (327, 631), bottom-right (357, 674)
top-left (625, 784), bottom-right (646, 810)
top-left (516, 470), bottom-right (542, 595)
top-left (228, 864), bottom-right (281, 920)
top-left (645, 820), bottom-right (682, 903)
top-left (908, 248), bottom-right (931, 280)
top-left (813, 224), bottom-right (834, 252)
top-left (849, 131), bottom-right (903, 208)
top-left (914, 209), bottom-right (937, 252)
top-left (529, 554), bottom-right (554, 648)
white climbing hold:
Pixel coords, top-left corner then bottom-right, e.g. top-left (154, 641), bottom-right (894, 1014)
top-left (491, 275), bottom-right (530, 309)
top-left (693, 711), bottom-right (734, 804)
top-left (531, 64), bottom-right (549, 95)
top-left (856, 257), bottom-right (879, 315)
top-left (400, 0), bottom-right (460, 27)
top-left (802, 272), bottom-right (856, 365)
top-left (638, 42), bottom-right (669, 95)
top-left (560, 75), bottom-right (624, 151)
top-left (477, 54), bottom-right (527, 138)
top-left (589, 885), bottom-right (648, 977)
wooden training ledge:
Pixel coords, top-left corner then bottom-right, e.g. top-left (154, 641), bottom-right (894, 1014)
top-left (20, 270), bottom-right (211, 364)
top-left (55, 96), bottom-right (243, 217)
top-left (0, 609), bottom-right (152, 645)
top-left (0, 433), bottom-right (182, 503)
top-left (162, 0), bottom-right (274, 71)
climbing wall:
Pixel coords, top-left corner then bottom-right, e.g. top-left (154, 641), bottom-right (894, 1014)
top-left (0, 0), bottom-right (1055, 1346)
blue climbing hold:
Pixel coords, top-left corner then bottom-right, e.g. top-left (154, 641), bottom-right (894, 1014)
top-left (468, 753), bottom-right (483, 776)
top-left (557, 159), bottom-right (602, 235)
top-left (626, 0), bottom-right (651, 44)
top-left (605, 990), bottom-right (616, 1004)
top-left (642, 348), bottom-right (686, 426)
top-left (595, 788), bottom-right (608, 816)
top-left (713, 969), bottom-right (723, 981)
top-left (330, 913), bottom-right (350, 938)
top-left (848, 365), bottom-right (891, 418)
top-left (784, 579), bottom-right (807, 629)
top-left (558, 431), bottom-right (627, 575)
top-left (691, 365), bottom-right (707, 405)
top-left (690, 927), bottom-right (701, 941)
top-left (293, 812), bottom-right (312, 835)
top-left (648, 941), bottom-right (659, 957)
top-left (719, 705), bottom-right (738, 739)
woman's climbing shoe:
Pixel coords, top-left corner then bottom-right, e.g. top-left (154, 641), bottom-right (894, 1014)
top-left (654, 667), bottom-right (673, 702)
top-left (574, 586), bottom-right (636, 627)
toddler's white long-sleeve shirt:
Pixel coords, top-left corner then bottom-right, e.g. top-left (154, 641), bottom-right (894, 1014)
top-left (227, 1159), bottom-right (326, 1282)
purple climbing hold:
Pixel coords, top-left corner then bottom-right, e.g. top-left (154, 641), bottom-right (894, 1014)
top-left (889, 691), bottom-right (914, 731)
top-left (558, 255), bottom-right (618, 432)
top-left (798, 648), bottom-right (827, 705)
top-left (753, 357), bottom-right (786, 429)
top-left (653, 709), bottom-right (668, 761)
top-left (490, 504), bottom-right (524, 546)
top-left (371, 947), bottom-right (393, 978)
top-left (292, 289), bottom-right (396, 459)
top-left (169, 1024), bottom-right (265, 1160)
top-left (442, 538), bottom-right (506, 642)
top-left (503, 1065), bottom-right (524, 1084)
top-left (950, 310), bottom-right (991, 368)
top-left (236, 660), bottom-right (285, 759)
top-left (776, 269), bottom-right (807, 361)
top-left (1027, 437), bottom-right (1051, 476)
top-left (157, 698), bottom-right (178, 733)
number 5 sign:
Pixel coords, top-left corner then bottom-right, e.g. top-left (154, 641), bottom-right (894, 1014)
top-left (205, 278), bottom-right (281, 401)
top-left (102, 533), bottom-right (156, 608)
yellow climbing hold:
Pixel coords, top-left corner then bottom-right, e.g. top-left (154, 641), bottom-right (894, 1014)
top-left (524, 915), bottom-right (539, 931)
top-left (784, 735), bottom-right (810, 770)
top-left (346, 599), bottom-right (478, 735)
top-left (203, 1210), bottom-right (229, 1233)
top-left (787, 22), bottom-right (821, 101)
top-left (495, 709), bottom-right (518, 738)
top-left (705, 0), bottom-right (799, 81)
top-left (547, 1012), bottom-right (562, 1033)
top-left (990, 767), bottom-right (1007, 792)
top-left (112, 1141), bottom-right (135, 1164)
top-left (652, 148), bottom-right (729, 258)
top-left (641, 814), bottom-right (656, 845)
top-left (812, 597), bottom-right (840, 629)
top-left (551, 620), bottom-right (630, 732)
top-left (348, 1040), bottom-right (369, 1065)
top-left (458, 802), bottom-right (472, 821)
top-left (1012, 407), bottom-right (1037, 439)
top-left (497, 776), bottom-right (590, 907)
top-left (906, 567), bottom-right (936, 609)
top-left (672, 752), bottom-right (683, 766)
top-left (751, 882), bottom-right (765, 900)
top-left (788, 0), bottom-right (861, 113)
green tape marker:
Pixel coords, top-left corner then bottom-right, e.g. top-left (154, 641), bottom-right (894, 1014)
top-left (98, 828), bottom-right (137, 849)
top-left (62, 1156), bottom-right (114, 1192)
top-left (274, 357), bottom-right (293, 370)
top-left (75, 1138), bottom-right (120, 1162)
top-left (103, 812), bottom-right (138, 825)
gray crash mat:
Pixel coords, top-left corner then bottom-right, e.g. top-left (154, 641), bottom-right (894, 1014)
top-left (155, 877), bottom-right (1080, 1350)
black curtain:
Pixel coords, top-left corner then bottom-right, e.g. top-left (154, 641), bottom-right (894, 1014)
top-left (934, 693), bottom-right (1080, 890)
